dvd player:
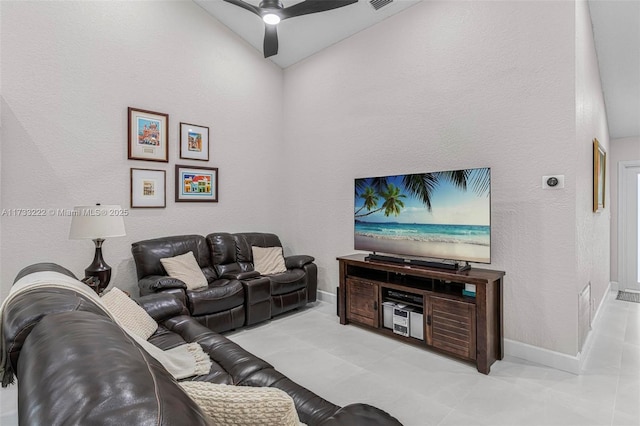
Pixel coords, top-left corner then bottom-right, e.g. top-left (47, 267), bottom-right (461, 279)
top-left (386, 289), bottom-right (423, 305)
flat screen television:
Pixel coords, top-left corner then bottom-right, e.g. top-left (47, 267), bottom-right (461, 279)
top-left (354, 167), bottom-right (491, 265)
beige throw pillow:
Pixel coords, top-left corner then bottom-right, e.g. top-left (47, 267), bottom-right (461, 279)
top-left (160, 251), bottom-right (208, 290)
top-left (180, 381), bottom-right (303, 426)
top-left (252, 246), bottom-right (287, 275)
top-left (101, 287), bottom-right (158, 340)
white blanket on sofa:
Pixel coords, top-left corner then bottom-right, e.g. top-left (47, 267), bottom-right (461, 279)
top-left (0, 271), bottom-right (211, 385)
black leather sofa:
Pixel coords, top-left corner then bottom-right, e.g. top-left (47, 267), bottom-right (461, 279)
top-left (1, 264), bottom-right (402, 426)
top-left (131, 234), bottom-right (248, 332)
top-left (132, 232), bottom-right (317, 333)
top-left (207, 232), bottom-right (317, 316)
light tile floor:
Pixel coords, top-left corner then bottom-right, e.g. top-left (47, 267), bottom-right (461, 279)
top-left (1, 289), bottom-right (638, 426)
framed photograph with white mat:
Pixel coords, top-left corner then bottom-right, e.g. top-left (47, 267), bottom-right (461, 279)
top-left (128, 107), bottom-right (169, 162)
top-left (130, 168), bottom-right (166, 208)
top-left (180, 122), bottom-right (209, 161)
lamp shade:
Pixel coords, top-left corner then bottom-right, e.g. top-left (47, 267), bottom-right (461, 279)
top-left (69, 205), bottom-right (126, 240)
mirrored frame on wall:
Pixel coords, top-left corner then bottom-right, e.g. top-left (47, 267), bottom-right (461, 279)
top-left (130, 168), bottom-right (166, 208)
top-left (128, 107), bottom-right (169, 162)
top-left (593, 138), bottom-right (606, 212)
top-left (180, 122), bottom-right (210, 161)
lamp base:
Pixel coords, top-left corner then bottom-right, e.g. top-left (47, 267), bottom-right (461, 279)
top-left (85, 238), bottom-right (111, 294)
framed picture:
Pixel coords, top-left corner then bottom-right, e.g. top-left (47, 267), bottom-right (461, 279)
top-left (128, 107), bottom-right (169, 162)
top-left (130, 168), bottom-right (166, 208)
top-left (180, 122), bottom-right (210, 161)
top-left (593, 138), bottom-right (606, 212)
top-left (175, 164), bottom-right (218, 202)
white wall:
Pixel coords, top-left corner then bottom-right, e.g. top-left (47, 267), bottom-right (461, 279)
top-left (281, 0), bottom-right (605, 357)
top-left (575, 0), bottom-right (611, 331)
top-left (0, 0), bottom-right (283, 296)
top-left (610, 137), bottom-right (640, 283)
top-left (0, 0), bottom-right (610, 360)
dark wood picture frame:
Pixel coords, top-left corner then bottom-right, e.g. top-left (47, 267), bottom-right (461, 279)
top-left (128, 107), bottom-right (169, 162)
top-left (175, 164), bottom-right (218, 203)
top-left (130, 168), bottom-right (167, 208)
top-left (180, 122), bottom-right (210, 161)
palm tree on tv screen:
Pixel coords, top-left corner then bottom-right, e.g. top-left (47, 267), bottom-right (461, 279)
top-left (355, 168), bottom-right (490, 218)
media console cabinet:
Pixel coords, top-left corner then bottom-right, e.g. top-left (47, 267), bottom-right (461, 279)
top-left (337, 254), bottom-right (505, 374)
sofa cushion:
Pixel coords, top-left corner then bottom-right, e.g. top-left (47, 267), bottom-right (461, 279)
top-left (233, 233), bottom-right (283, 271)
top-left (148, 324), bottom-right (234, 384)
top-left (160, 251), bottom-right (208, 290)
top-left (101, 287), bottom-right (158, 340)
top-left (187, 279), bottom-right (244, 316)
top-left (132, 235), bottom-right (218, 283)
top-left (180, 381), bottom-right (302, 426)
top-left (252, 246), bottom-right (287, 275)
top-left (268, 269), bottom-right (306, 296)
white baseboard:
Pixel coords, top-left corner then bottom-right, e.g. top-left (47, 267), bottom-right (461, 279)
top-left (506, 281), bottom-right (613, 375)
top-left (504, 339), bottom-right (580, 374)
top-left (316, 289), bottom-right (336, 305)
top-left (577, 281), bottom-right (612, 371)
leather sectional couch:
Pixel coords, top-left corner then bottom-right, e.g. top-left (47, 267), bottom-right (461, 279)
top-left (132, 232), bottom-right (317, 333)
top-left (1, 263), bottom-right (402, 426)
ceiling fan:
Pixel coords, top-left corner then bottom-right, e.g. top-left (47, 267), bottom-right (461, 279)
top-left (223, 0), bottom-right (359, 58)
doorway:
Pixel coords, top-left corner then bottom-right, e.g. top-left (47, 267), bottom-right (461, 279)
top-left (619, 161), bottom-right (640, 291)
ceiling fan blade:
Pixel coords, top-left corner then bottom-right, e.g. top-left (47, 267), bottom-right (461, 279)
top-left (263, 25), bottom-right (279, 58)
top-left (280, 0), bottom-right (358, 20)
top-left (222, 0), bottom-right (261, 17)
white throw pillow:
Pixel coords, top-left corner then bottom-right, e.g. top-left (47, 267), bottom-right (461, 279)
top-left (160, 251), bottom-right (208, 290)
top-left (180, 381), bottom-right (303, 426)
top-left (101, 287), bottom-right (158, 340)
top-left (252, 246), bottom-right (287, 275)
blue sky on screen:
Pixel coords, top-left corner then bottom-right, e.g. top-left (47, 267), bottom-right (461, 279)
top-left (355, 169), bottom-right (490, 226)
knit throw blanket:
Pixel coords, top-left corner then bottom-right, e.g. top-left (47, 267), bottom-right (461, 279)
top-left (180, 381), bottom-right (305, 426)
top-left (0, 271), bottom-right (211, 386)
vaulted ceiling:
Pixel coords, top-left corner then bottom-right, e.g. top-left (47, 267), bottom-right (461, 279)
top-left (195, 0), bottom-right (639, 140)
top-left (589, 0), bottom-right (640, 140)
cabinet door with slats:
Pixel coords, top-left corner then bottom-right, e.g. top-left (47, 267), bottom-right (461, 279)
top-left (346, 278), bottom-right (379, 327)
top-left (427, 296), bottom-right (476, 360)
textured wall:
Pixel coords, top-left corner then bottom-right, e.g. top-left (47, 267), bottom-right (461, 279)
top-left (574, 0), bottom-right (611, 332)
top-left (0, 0), bottom-right (283, 296)
top-left (0, 0), bottom-right (610, 358)
top-left (610, 137), bottom-right (640, 283)
top-left (281, 0), bottom-right (603, 356)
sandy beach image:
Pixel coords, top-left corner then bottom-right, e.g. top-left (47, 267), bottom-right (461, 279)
top-left (355, 234), bottom-right (490, 264)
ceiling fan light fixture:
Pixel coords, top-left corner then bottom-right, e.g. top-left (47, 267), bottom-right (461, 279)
top-left (262, 12), bottom-right (281, 25)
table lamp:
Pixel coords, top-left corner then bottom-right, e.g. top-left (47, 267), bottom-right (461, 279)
top-left (69, 204), bottom-right (126, 293)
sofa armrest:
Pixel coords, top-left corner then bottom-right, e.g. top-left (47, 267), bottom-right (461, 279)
top-left (317, 403), bottom-right (403, 426)
top-left (138, 275), bottom-right (187, 295)
top-left (221, 270), bottom-right (261, 280)
top-left (13, 262), bottom-right (78, 283)
top-left (284, 255), bottom-right (315, 269)
top-left (135, 293), bottom-right (189, 322)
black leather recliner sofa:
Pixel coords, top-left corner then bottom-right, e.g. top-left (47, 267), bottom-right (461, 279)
top-left (1, 263), bottom-right (403, 426)
top-left (132, 232), bottom-right (317, 333)
top-left (131, 234), bottom-right (247, 332)
top-left (207, 232), bottom-right (317, 316)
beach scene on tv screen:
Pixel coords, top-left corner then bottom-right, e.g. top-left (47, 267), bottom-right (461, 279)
top-left (354, 168), bottom-right (491, 264)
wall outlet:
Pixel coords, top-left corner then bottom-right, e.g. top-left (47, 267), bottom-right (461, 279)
top-left (542, 175), bottom-right (565, 189)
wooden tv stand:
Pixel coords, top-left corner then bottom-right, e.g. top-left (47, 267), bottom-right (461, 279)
top-left (337, 254), bottom-right (505, 374)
